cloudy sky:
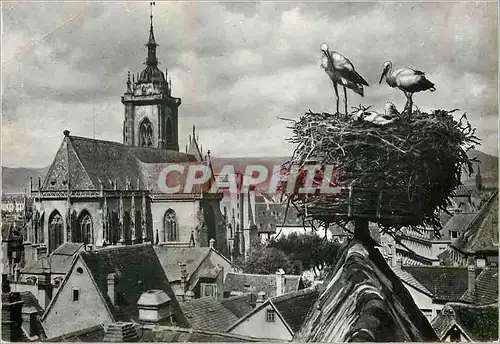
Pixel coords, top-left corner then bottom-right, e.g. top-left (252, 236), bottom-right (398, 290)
top-left (2, 1), bottom-right (498, 168)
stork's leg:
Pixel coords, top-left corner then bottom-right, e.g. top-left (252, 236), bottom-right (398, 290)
top-left (408, 93), bottom-right (413, 118)
top-left (403, 92), bottom-right (410, 115)
top-left (333, 82), bottom-right (340, 114)
top-left (343, 85), bottom-right (348, 116)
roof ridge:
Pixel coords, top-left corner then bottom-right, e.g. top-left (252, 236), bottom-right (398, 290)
top-left (228, 271), bottom-right (300, 278)
top-left (80, 242), bottom-right (152, 256)
top-left (271, 287), bottom-right (317, 303)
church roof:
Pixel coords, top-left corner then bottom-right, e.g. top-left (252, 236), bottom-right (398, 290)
top-left (42, 135), bottom-right (197, 192)
top-left (154, 247), bottom-right (211, 283)
top-left (295, 241), bottom-right (438, 342)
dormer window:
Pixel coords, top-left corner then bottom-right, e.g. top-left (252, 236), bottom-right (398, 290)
top-left (266, 309), bottom-right (276, 322)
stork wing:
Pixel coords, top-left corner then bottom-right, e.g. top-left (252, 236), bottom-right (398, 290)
top-left (330, 51), bottom-right (369, 86)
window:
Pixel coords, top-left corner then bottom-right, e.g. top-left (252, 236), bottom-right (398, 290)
top-left (266, 309), bottom-right (275, 322)
top-left (449, 327), bottom-right (461, 342)
top-left (72, 288), bottom-right (80, 301)
top-left (48, 211), bottom-right (64, 253)
top-left (76, 267), bottom-right (84, 274)
top-left (79, 213), bottom-right (93, 244)
top-left (139, 118), bottom-right (154, 147)
top-left (202, 283), bottom-right (217, 298)
top-left (164, 209), bottom-right (178, 242)
top-left (421, 309), bottom-right (432, 321)
top-left (450, 231), bottom-right (458, 239)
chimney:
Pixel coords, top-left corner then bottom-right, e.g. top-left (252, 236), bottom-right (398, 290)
top-left (256, 291), bottom-right (266, 306)
top-left (276, 270), bottom-right (285, 297)
top-left (22, 308), bottom-right (38, 337)
top-left (137, 290), bottom-right (172, 323)
top-left (467, 257), bottom-right (476, 296)
top-left (2, 276), bottom-right (24, 342)
top-left (103, 322), bottom-right (138, 342)
top-left (184, 290), bottom-right (195, 301)
top-left (107, 273), bottom-right (118, 305)
top-left (37, 273), bottom-right (53, 310)
top-left (179, 263), bottom-right (188, 293)
top-left (209, 238), bottom-right (215, 249)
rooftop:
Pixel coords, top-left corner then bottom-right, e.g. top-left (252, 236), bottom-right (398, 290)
top-left (224, 272), bottom-right (302, 298)
top-left (154, 246), bottom-right (211, 282)
top-left (295, 241), bottom-right (438, 342)
top-left (179, 297), bottom-right (239, 332)
top-left (271, 287), bottom-right (319, 334)
top-left (461, 267), bottom-right (499, 305)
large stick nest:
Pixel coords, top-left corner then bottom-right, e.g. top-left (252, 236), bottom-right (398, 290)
top-left (279, 106), bottom-right (480, 236)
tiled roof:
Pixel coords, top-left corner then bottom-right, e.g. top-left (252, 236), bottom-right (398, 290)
top-left (42, 135), bottom-right (197, 191)
top-left (137, 325), bottom-right (261, 342)
top-left (79, 243), bottom-right (188, 326)
top-left (220, 293), bottom-right (256, 318)
top-left (453, 185), bottom-right (471, 197)
top-left (154, 246), bottom-right (210, 282)
top-left (295, 241), bottom-right (438, 342)
top-left (45, 325), bottom-right (105, 342)
top-left (452, 191), bottom-right (498, 255)
top-left (461, 268), bottom-right (499, 305)
top-left (440, 213), bottom-right (478, 240)
top-left (391, 267), bottom-right (432, 295)
top-left (179, 298), bottom-right (239, 332)
top-left (432, 303), bottom-right (498, 341)
top-left (52, 242), bottom-right (84, 256)
top-left (21, 254), bottom-right (75, 275)
top-left (272, 288), bottom-right (319, 334)
top-left (224, 272), bottom-right (301, 298)
top-left (403, 266), bottom-right (481, 301)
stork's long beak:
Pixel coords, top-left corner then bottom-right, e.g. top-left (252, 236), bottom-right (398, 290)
top-left (379, 66), bottom-right (389, 84)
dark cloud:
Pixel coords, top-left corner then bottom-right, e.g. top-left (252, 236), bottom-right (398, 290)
top-left (2, 2), bottom-right (497, 168)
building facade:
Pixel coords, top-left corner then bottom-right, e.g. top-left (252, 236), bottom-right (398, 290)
top-left (26, 15), bottom-right (227, 256)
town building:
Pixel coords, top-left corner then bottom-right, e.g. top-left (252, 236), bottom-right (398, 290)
top-left (223, 271), bottom-right (304, 298)
top-left (178, 297), bottom-right (239, 332)
top-left (154, 242), bottom-right (233, 300)
top-left (41, 243), bottom-right (187, 339)
top-left (227, 287), bottom-right (319, 341)
top-left (432, 303), bottom-right (498, 342)
top-left (25, 13), bottom-right (226, 257)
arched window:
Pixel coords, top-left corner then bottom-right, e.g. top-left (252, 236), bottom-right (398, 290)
top-left (164, 209), bottom-right (178, 242)
top-left (78, 211), bottom-right (93, 245)
top-left (48, 210), bottom-right (64, 253)
top-left (139, 118), bottom-right (154, 147)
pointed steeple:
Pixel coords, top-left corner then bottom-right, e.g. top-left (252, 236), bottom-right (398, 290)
top-left (146, 2), bottom-right (158, 67)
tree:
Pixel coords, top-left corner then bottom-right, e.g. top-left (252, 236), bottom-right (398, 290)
top-left (269, 232), bottom-right (341, 277)
top-left (234, 242), bottom-right (297, 275)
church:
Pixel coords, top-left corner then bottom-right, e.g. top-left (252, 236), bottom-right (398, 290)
top-left (26, 13), bottom-right (227, 256)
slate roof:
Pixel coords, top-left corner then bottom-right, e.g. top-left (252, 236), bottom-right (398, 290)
top-left (137, 325), bottom-right (261, 342)
top-left (52, 242), bottom-right (84, 256)
top-left (272, 288), bottom-right (319, 334)
top-left (403, 266), bottom-right (482, 301)
top-left (452, 191), bottom-right (498, 255)
top-left (295, 241), bottom-right (438, 342)
top-left (21, 254), bottom-right (75, 275)
top-left (154, 246), bottom-right (211, 282)
top-left (220, 293), bottom-right (256, 318)
top-left (179, 298), bottom-right (239, 332)
top-left (432, 303), bottom-right (499, 342)
top-left (461, 267), bottom-right (499, 305)
top-left (440, 212), bottom-right (478, 240)
top-left (78, 243), bottom-right (188, 326)
top-left (391, 266), bottom-right (432, 295)
top-left (42, 135), bottom-right (198, 192)
top-left (224, 272), bottom-right (302, 298)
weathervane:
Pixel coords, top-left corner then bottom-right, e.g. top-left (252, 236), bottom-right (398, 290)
top-left (150, 2), bottom-right (155, 26)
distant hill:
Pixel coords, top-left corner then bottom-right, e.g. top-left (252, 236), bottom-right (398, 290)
top-left (2, 166), bottom-right (50, 194)
top-left (0, 150), bottom-right (497, 194)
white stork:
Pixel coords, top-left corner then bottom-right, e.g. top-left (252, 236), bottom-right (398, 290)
top-left (320, 43), bottom-right (369, 115)
top-left (379, 61), bottom-right (435, 117)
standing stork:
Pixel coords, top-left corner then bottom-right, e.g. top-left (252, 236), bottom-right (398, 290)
top-left (379, 61), bottom-right (435, 117)
top-left (320, 43), bottom-right (369, 115)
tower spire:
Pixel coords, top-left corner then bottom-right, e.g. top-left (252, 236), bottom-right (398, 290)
top-left (146, 2), bottom-right (158, 67)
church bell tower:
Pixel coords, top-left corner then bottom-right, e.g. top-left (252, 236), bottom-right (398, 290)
top-left (121, 4), bottom-right (180, 151)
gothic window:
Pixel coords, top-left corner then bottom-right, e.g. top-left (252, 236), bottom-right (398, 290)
top-left (78, 211), bottom-right (93, 245)
top-left (139, 118), bottom-right (154, 147)
top-left (48, 210), bottom-right (64, 253)
top-left (164, 209), bottom-right (178, 241)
